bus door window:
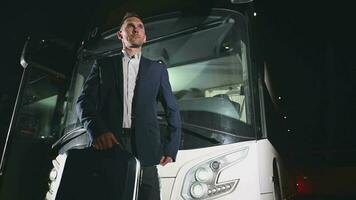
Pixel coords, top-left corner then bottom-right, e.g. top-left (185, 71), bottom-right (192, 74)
top-left (17, 67), bottom-right (65, 139)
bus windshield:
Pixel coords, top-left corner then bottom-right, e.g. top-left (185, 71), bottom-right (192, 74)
top-left (62, 9), bottom-right (255, 150)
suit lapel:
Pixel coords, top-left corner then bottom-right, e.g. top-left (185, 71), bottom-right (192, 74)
top-left (113, 53), bottom-right (124, 99)
top-left (132, 56), bottom-right (150, 115)
top-left (136, 56), bottom-right (150, 85)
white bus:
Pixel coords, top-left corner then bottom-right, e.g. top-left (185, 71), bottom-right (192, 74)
top-left (0, 0), bottom-right (295, 199)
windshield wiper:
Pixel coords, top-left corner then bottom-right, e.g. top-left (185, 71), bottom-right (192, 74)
top-left (182, 125), bottom-right (222, 144)
top-left (181, 121), bottom-right (254, 140)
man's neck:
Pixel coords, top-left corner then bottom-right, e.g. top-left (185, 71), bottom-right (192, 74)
top-left (123, 47), bottom-right (141, 57)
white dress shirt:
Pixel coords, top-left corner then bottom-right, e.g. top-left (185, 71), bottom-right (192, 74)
top-left (122, 50), bottom-right (141, 128)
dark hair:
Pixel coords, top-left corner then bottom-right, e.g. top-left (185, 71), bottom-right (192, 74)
top-left (120, 12), bottom-right (143, 29)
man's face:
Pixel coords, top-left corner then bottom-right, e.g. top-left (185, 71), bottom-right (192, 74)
top-left (118, 17), bottom-right (146, 48)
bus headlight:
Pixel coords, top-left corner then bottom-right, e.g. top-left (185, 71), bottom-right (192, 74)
top-left (190, 182), bottom-right (208, 198)
top-left (181, 147), bottom-right (248, 200)
top-left (49, 168), bottom-right (58, 181)
top-left (195, 166), bottom-right (213, 183)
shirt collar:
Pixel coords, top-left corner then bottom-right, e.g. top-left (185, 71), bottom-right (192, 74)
top-left (122, 50), bottom-right (141, 60)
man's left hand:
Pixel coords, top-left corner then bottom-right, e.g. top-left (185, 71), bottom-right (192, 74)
top-left (160, 156), bottom-right (173, 166)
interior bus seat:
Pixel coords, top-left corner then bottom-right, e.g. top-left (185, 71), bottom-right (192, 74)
top-left (213, 94), bottom-right (241, 119)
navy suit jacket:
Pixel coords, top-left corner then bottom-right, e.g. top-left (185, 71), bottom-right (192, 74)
top-left (76, 53), bottom-right (181, 166)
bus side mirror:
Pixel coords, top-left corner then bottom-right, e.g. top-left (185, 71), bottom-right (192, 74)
top-left (20, 36), bottom-right (75, 74)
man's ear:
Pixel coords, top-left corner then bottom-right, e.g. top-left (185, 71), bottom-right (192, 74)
top-left (117, 31), bottom-right (123, 40)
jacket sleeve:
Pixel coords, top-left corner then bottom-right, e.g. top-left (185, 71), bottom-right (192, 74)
top-left (76, 60), bottom-right (109, 139)
top-left (158, 64), bottom-right (181, 161)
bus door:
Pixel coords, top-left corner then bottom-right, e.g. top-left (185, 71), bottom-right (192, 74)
top-left (0, 37), bottom-right (69, 200)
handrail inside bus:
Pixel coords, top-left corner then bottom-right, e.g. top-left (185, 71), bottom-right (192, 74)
top-left (82, 16), bottom-right (232, 60)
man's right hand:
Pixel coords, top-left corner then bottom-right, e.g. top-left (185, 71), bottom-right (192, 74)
top-left (92, 132), bottom-right (122, 150)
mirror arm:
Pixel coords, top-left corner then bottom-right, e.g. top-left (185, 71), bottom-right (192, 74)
top-left (20, 37), bottom-right (30, 68)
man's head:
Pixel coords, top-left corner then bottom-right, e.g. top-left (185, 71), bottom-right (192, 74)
top-left (117, 12), bottom-right (146, 49)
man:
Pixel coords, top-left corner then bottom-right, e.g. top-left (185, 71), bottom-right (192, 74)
top-left (76, 12), bottom-right (181, 200)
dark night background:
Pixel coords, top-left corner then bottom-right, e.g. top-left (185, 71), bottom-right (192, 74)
top-left (0, 0), bottom-right (355, 198)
